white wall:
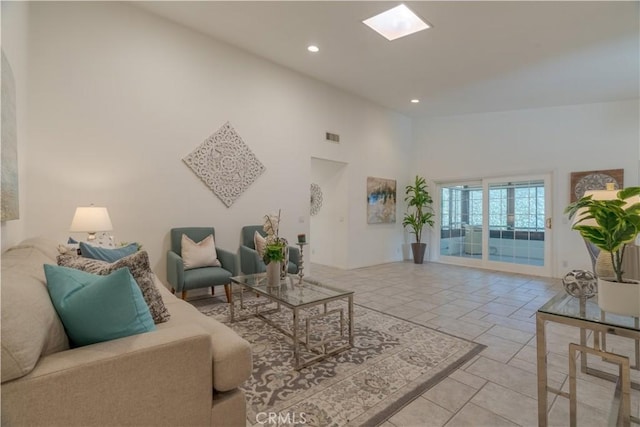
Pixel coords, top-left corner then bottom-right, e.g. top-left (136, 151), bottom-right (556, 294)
top-left (308, 109), bottom-right (413, 268)
top-left (413, 99), bottom-right (640, 277)
top-left (19, 2), bottom-right (412, 276)
top-left (1, 1), bottom-right (29, 251)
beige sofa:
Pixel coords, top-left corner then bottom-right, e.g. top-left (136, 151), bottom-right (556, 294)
top-left (1, 238), bottom-right (252, 426)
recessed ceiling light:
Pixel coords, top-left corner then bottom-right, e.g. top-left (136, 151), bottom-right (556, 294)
top-left (411, 99), bottom-right (420, 103)
top-left (307, 45), bottom-right (320, 53)
top-left (363, 4), bottom-right (430, 41)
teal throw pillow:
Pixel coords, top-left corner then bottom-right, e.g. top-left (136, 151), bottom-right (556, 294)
top-left (79, 242), bottom-right (138, 263)
top-left (44, 264), bottom-right (155, 347)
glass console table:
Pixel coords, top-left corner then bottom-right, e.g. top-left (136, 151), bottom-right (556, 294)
top-left (229, 274), bottom-right (354, 370)
top-left (536, 291), bottom-right (640, 427)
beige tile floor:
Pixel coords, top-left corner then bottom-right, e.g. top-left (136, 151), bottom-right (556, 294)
top-left (305, 261), bottom-right (640, 427)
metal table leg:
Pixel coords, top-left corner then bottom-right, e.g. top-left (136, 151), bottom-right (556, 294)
top-left (229, 284), bottom-right (235, 322)
top-left (293, 307), bottom-right (300, 369)
top-left (348, 295), bottom-right (354, 347)
top-left (537, 314), bottom-right (548, 427)
top-left (569, 343), bottom-right (631, 427)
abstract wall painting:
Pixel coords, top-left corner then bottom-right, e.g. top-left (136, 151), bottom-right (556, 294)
top-left (367, 176), bottom-right (396, 224)
top-left (1, 50), bottom-right (19, 221)
top-left (183, 121), bottom-right (265, 207)
top-left (570, 169), bottom-right (624, 203)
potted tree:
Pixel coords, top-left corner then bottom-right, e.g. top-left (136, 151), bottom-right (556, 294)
top-left (402, 175), bottom-right (435, 264)
top-left (565, 186), bottom-right (640, 316)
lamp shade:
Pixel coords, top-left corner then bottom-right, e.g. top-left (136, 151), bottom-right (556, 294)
top-left (69, 207), bottom-right (113, 233)
top-left (572, 189), bottom-right (640, 227)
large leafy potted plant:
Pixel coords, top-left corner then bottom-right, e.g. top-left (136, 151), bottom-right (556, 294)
top-left (565, 186), bottom-right (640, 316)
top-left (402, 175), bottom-right (435, 264)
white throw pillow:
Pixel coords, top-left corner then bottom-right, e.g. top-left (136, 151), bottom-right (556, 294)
top-left (254, 231), bottom-right (267, 258)
top-left (181, 234), bottom-right (221, 270)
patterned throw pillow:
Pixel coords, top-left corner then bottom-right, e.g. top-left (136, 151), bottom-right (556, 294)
top-left (57, 251), bottom-right (170, 324)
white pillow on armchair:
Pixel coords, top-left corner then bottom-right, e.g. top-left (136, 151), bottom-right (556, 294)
top-left (181, 234), bottom-right (221, 270)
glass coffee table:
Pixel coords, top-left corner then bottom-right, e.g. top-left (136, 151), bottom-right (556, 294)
top-left (229, 274), bottom-right (354, 370)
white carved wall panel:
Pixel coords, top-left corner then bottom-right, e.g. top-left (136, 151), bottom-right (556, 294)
top-left (183, 122), bottom-right (265, 207)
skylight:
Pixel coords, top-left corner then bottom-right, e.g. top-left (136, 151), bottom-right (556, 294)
top-left (362, 4), bottom-right (430, 41)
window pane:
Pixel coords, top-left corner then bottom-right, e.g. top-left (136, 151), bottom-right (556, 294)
top-left (513, 182), bottom-right (544, 231)
top-left (489, 188), bottom-right (507, 229)
top-left (440, 184), bottom-right (481, 258)
top-left (469, 189), bottom-right (483, 226)
top-left (441, 189), bottom-right (450, 229)
top-left (488, 179), bottom-right (545, 266)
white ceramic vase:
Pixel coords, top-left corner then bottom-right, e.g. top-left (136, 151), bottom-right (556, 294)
top-left (266, 261), bottom-right (281, 287)
top-left (597, 277), bottom-right (640, 317)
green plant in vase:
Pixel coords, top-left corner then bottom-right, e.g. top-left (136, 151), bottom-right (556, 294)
top-left (565, 186), bottom-right (640, 316)
top-left (263, 243), bottom-right (286, 264)
top-left (565, 187), bottom-right (640, 283)
top-left (262, 209), bottom-right (287, 264)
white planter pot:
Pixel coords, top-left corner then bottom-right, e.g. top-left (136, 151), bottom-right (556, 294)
top-left (597, 277), bottom-right (640, 317)
top-left (266, 261), bottom-right (281, 287)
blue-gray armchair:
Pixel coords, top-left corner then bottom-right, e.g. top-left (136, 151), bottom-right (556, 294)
top-left (167, 227), bottom-right (237, 301)
top-left (239, 225), bottom-right (300, 275)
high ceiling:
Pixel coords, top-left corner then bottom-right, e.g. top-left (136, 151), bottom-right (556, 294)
top-left (135, 1), bottom-right (640, 118)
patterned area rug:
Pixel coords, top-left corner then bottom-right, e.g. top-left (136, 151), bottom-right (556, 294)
top-left (193, 297), bottom-right (484, 426)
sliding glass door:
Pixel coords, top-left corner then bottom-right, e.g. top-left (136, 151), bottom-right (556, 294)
top-left (440, 182), bottom-right (483, 258)
top-left (438, 174), bottom-right (552, 276)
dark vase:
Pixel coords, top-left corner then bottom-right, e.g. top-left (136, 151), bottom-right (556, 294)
top-left (411, 243), bottom-right (427, 264)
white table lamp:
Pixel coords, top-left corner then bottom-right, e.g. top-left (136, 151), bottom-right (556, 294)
top-left (70, 206), bottom-right (113, 241)
top-left (574, 184), bottom-right (640, 226)
top-left (572, 184), bottom-right (620, 227)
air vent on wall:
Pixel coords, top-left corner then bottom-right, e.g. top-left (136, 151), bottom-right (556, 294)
top-left (325, 132), bottom-right (340, 144)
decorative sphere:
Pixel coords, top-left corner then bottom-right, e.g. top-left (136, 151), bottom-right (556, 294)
top-left (562, 270), bottom-right (598, 299)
